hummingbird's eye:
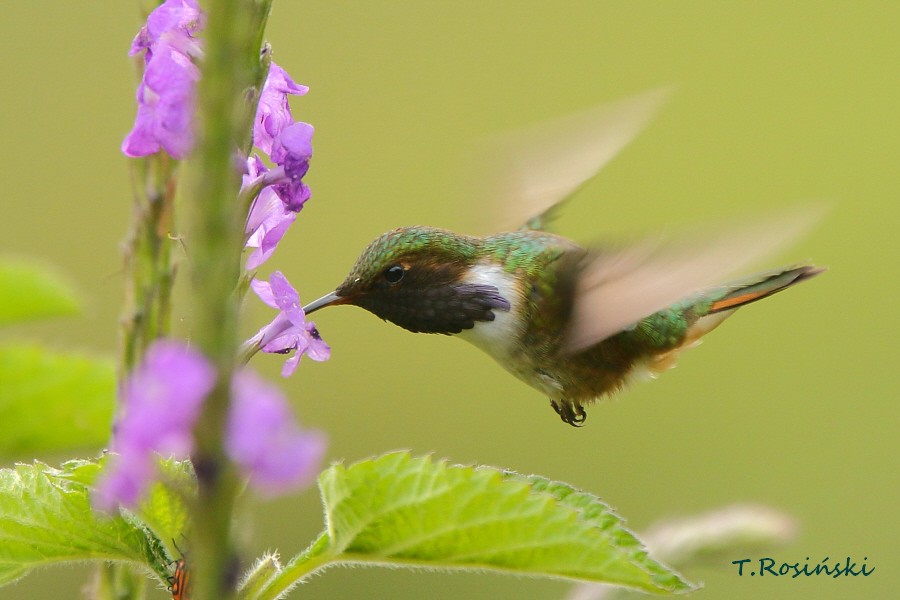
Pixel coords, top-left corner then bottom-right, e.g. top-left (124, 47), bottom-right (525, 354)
top-left (383, 265), bottom-right (405, 284)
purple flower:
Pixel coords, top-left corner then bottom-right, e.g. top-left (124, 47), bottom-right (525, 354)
top-left (244, 156), bottom-right (297, 270)
top-left (240, 64), bottom-right (314, 267)
top-left (94, 339), bottom-right (326, 510)
top-left (94, 341), bottom-right (215, 511)
top-left (122, 0), bottom-right (203, 159)
top-left (122, 43), bottom-right (200, 159)
top-left (250, 66), bottom-right (315, 211)
top-left (253, 62), bottom-right (309, 156)
top-left (227, 371), bottom-right (325, 496)
top-left (270, 122), bottom-right (314, 211)
top-left (251, 271), bottom-right (330, 376)
top-left (129, 0), bottom-right (203, 58)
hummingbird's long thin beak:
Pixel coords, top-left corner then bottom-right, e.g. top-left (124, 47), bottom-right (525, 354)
top-left (303, 291), bottom-right (344, 315)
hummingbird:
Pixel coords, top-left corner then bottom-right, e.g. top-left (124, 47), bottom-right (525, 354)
top-left (302, 89), bottom-right (824, 426)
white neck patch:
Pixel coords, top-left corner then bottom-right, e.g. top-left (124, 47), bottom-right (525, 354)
top-left (456, 262), bottom-right (524, 359)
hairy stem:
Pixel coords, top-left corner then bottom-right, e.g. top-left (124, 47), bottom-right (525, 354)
top-left (111, 53), bottom-right (180, 600)
top-left (252, 533), bottom-right (334, 600)
top-left (120, 153), bottom-right (177, 379)
top-left (187, 0), bottom-right (272, 599)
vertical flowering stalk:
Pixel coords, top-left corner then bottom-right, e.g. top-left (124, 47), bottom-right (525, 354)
top-left (112, 3), bottom-right (205, 597)
top-left (188, 2), bottom-right (272, 599)
top-left (119, 0), bottom-right (203, 376)
top-left (115, 1), bottom-right (324, 598)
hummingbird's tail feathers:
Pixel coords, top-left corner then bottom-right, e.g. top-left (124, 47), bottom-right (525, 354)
top-left (473, 87), bottom-right (671, 233)
top-left (563, 207), bottom-right (826, 353)
top-left (636, 266), bottom-right (822, 378)
top-left (707, 265), bottom-right (824, 314)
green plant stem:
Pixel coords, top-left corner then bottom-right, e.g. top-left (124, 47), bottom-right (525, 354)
top-left (188, 1), bottom-right (271, 599)
top-left (111, 61), bottom-right (180, 600)
top-left (252, 533), bottom-right (334, 600)
top-left (120, 152), bottom-right (177, 378)
top-left (95, 562), bottom-right (147, 600)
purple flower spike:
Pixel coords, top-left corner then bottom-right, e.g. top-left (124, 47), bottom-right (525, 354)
top-left (122, 0), bottom-right (203, 159)
top-left (94, 340), bottom-right (215, 511)
top-left (254, 62), bottom-right (309, 156)
top-left (244, 156), bottom-right (297, 270)
top-left (227, 370), bottom-right (326, 497)
top-left (251, 271), bottom-right (330, 376)
top-left (271, 122), bottom-right (314, 211)
top-left (122, 43), bottom-right (200, 159)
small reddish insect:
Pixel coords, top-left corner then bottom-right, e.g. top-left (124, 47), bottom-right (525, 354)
top-left (169, 557), bottom-right (191, 600)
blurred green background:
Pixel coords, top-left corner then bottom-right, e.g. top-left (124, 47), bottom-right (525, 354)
top-left (1, 1), bottom-right (897, 598)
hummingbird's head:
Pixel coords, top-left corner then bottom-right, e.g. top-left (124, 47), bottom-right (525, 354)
top-left (303, 226), bottom-right (511, 334)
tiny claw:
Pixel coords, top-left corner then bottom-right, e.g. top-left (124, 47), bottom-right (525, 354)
top-left (567, 405), bottom-right (587, 427)
top-left (550, 399), bottom-right (587, 427)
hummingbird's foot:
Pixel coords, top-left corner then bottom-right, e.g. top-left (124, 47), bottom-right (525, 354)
top-left (551, 399), bottom-right (587, 427)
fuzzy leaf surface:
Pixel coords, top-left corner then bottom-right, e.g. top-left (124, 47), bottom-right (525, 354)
top-left (316, 452), bottom-right (693, 594)
top-left (0, 460), bottom-right (164, 587)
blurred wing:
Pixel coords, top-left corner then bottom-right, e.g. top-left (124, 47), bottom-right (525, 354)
top-left (477, 87), bottom-right (671, 232)
top-left (564, 207), bottom-right (826, 352)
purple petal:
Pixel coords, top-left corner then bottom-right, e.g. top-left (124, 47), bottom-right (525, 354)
top-left (270, 122), bottom-right (314, 211)
top-left (245, 187), bottom-right (297, 270)
top-left (245, 184), bottom-right (279, 237)
top-left (93, 340), bottom-right (215, 510)
top-left (256, 217), bottom-right (295, 265)
top-left (122, 43), bottom-right (199, 159)
top-left (253, 62), bottom-right (309, 155)
top-left (279, 351), bottom-right (303, 377)
top-left (250, 277), bottom-right (278, 309)
top-left (117, 341), bottom-right (214, 453)
top-left (123, 0), bottom-right (202, 159)
top-left (227, 370), bottom-right (326, 497)
top-left (256, 313), bottom-right (295, 351)
top-left (268, 271), bottom-right (302, 314)
top-left (92, 452), bottom-right (156, 513)
top-left (265, 62), bottom-right (309, 97)
top-left (270, 122), bottom-right (313, 174)
top-left (130, 0), bottom-right (203, 57)
top-left (304, 324), bottom-right (331, 362)
top-left (243, 154), bottom-right (268, 183)
top-left (249, 272), bottom-right (331, 375)
top-left (273, 180), bottom-right (311, 213)
top-left (260, 324), bottom-right (305, 354)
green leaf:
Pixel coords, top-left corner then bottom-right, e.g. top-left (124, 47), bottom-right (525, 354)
top-left (0, 459), bottom-right (165, 587)
top-left (316, 452), bottom-right (692, 594)
top-left (135, 458), bottom-right (195, 555)
top-left (580, 505), bottom-right (796, 600)
top-left (0, 343), bottom-right (115, 455)
top-left (0, 259), bottom-right (80, 326)
top-left (501, 471), bottom-right (690, 591)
